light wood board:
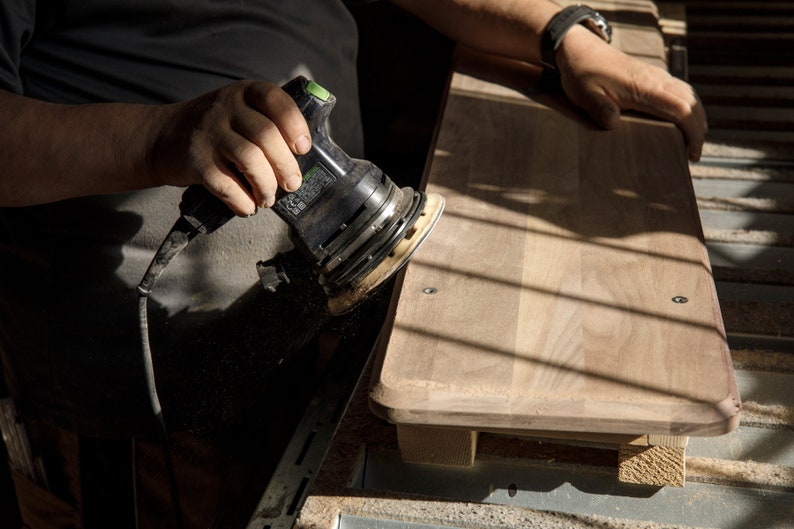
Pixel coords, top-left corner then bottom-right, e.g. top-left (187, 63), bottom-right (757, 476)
top-left (370, 9), bottom-right (740, 439)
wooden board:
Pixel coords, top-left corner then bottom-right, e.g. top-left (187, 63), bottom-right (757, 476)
top-left (369, 16), bottom-right (740, 440)
top-left (252, 2), bottom-right (794, 526)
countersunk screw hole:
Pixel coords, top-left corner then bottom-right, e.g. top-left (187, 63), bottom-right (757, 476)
top-left (422, 287), bottom-right (438, 295)
top-left (672, 296), bottom-right (688, 304)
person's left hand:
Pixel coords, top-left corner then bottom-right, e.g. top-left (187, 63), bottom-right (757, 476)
top-left (555, 25), bottom-right (707, 162)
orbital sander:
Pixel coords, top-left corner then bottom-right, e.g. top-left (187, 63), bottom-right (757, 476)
top-left (137, 75), bottom-right (444, 317)
top-left (133, 76), bottom-right (444, 524)
top-left (263, 76), bottom-right (444, 314)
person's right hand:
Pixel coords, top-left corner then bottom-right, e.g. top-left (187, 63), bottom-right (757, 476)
top-left (148, 80), bottom-right (312, 216)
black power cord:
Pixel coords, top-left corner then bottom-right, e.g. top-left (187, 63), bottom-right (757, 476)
top-left (135, 217), bottom-right (196, 529)
top-left (134, 187), bottom-right (236, 529)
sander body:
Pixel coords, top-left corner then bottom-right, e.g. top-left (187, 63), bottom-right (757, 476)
top-left (177, 76), bottom-right (444, 314)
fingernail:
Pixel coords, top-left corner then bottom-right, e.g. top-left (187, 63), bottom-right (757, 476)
top-left (294, 135), bottom-right (311, 155)
top-left (259, 193), bottom-right (275, 209)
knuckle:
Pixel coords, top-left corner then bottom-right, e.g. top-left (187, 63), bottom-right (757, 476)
top-left (251, 119), bottom-right (280, 144)
top-left (269, 163), bottom-right (295, 183)
top-left (233, 142), bottom-right (266, 172)
top-left (262, 84), bottom-right (288, 107)
top-left (185, 149), bottom-right (218, 187)
top-left (213, 180), bottom-right (238, 200)
top-left (245, 81), bottom-right (285, 110)
top-left (267, 151), bottom-right (298, 177)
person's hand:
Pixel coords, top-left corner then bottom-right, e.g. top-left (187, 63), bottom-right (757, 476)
top-left (148, 80), bottom-right (311, 216)
top-left (555, 25), bottom-right (707, 162)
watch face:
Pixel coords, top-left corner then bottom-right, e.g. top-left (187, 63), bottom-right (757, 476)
top-left (585, 15), bottom-right (612, 43)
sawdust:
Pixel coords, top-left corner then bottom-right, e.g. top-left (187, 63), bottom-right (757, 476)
top-left (739, 401), bottom-right (794, 429)
top-left (703, 139), bottom-right (794, 162)
top-left (704, 228), bottom-right (794, 247)
top-left (687, 456), bottom-right (794, 492)
top-left (296, 492), bottom-right (702, 529)
top-left (690, 163), bottom-right (794, 183)
top-left (732, 349), bottom-right (794, 374)
top-left (697, 196), bottom-right (794, 214)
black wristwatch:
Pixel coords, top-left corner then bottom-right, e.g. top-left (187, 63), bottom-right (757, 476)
top-left (541, 5), bottom-right (612, 70)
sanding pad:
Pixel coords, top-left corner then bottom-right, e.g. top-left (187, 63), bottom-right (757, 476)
top-left (327, 192), bottom-right (445, 315)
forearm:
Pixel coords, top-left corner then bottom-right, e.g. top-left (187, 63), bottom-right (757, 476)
top-left (2, 81), bottom-right (311, 214)
top-left (390, 0), bottom-right (562, 64)
top-left (391, 0), bottom-right (707, 161)
top-left (0, 89), bottom-right (164, 207)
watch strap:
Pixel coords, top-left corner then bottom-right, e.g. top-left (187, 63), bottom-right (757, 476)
top-left (541, 5), bottom-right (612, 70)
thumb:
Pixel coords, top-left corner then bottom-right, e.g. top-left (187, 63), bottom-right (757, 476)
top-left (581, 90), bottom-right (621, 130)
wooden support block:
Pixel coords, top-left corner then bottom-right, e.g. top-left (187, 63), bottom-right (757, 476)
top-left (397, 425), bottom-right (478, 467)
top-left (648, 434), bottom-right (689, 448)
top-left (618, 444), bottom-right (687, 487)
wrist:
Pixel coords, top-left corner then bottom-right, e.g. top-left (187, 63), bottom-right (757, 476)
top-left (555, 23), bottom-right (610, 74)
top-left (144, 103), bottom-right (184, 189)
top-left (540, 5), bottom-right (611, 70)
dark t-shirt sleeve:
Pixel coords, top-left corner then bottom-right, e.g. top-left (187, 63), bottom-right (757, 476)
top-left (0, 0), bottom-right (36, 93)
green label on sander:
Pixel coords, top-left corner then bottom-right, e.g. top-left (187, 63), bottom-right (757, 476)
top-left (276, 163), bottom-right (336, 217)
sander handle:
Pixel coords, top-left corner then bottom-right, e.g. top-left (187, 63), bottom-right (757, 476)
top-left (178, 76), bottom-right (346, 235)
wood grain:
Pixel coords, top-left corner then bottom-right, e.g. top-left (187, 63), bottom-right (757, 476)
top-left (397, 425), bottom-right (478, 466)
top-left (369, 2), bottom-right (740, 441)
top-left (619, 445), bottom-right (687, 487)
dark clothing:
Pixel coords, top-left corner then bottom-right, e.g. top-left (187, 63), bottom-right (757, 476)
top-left (0, 1), bottom-right (363, 527)
top-left (0, 0), bottom-right (361, 436)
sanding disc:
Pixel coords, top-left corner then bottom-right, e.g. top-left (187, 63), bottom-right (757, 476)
top-left (327, 192), bottom-right (445, 315)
